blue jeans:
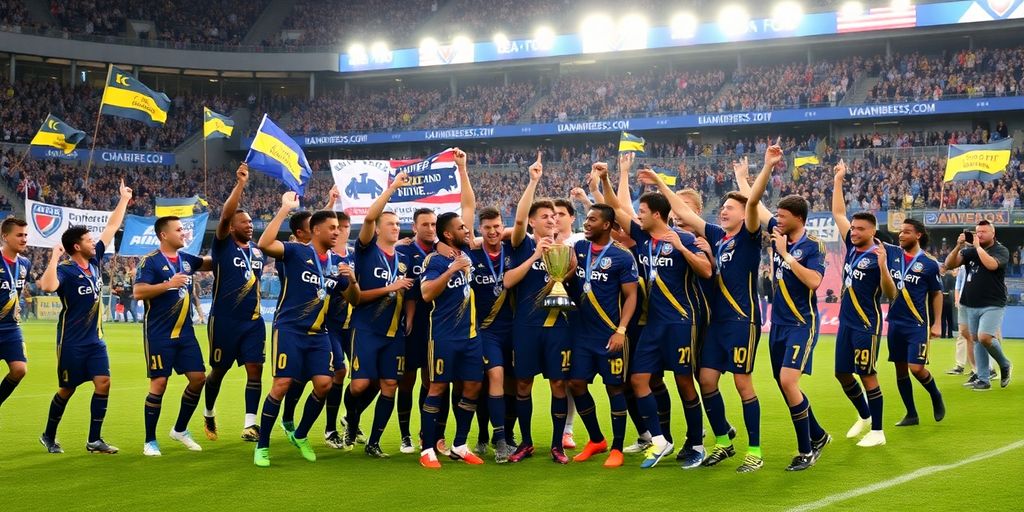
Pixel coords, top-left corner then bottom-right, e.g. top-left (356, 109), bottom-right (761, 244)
top-left (962, 305), bottom-right (1010, 384)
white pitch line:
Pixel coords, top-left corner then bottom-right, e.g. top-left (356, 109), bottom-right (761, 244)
top-left (790, 440), bottom-right (1024, 512)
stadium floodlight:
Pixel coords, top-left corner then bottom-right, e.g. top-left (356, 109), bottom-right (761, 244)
top-left (420, 37), bottom-right (439, 53)
top-left (619, 13), bottom-right (649, 34)
top-left (580, 13), bottom-right (614, 34)
top-left (493, 32), bottom-right (510, 51)
top-left (670, 12), bottom-right (698, 39)
top-left (370, 41), bottom-right (390, 61)
top-left (718, 5), bottom-right (750, 37)
top-left (891, 0), bottom-right (913, 10)
top-left (771, 1), bottom-right (804, 31)
top-left (840, 1), bottom-right (864, 17)
top-left (348, 43), bottom-right (368, 65)
top-left (534, 26), bottom-right (556, 50)
top-left (452, 35), bottom-right (473, 52)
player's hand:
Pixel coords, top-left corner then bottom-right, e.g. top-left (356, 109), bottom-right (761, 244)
top-left (396, 237), bottom-right (413, 246)
top-left (50, 245), bottom-right (65, 259)
top-left (167, 273), bottom-right (189, 289)
top-left (453, 147), bottom-right (467, 168)
top-left (606, 333), bottom-right (625, 353)
top-left (693, 236), bottom-right (712, 258)
top-left (434, 241), bottom-right (456, 258)
top-left (388, 277), bottom-right (414, 292)
top-left (529, 152), bottom-right (543, 182)
top-left (873, 239), bottom-right (887, 266)
top-left (956, 232), bottom-right (966, 247)
top-left (765, 137), bottom-right (783, 168)
top-left (392, 172), bottom-right (411, 189)
top-left (534, 236), bottom-right (554, 260)
top-left (771, 227), bottom-right (789, 256)
top-left (281, 191), bottom-right (300, 210)
top-left (834, 159), bottom-right (847, 182)
top-left (591, 161), bottom-right (609, 182)
top-left (329, 184), bottom-right (340, 202)
top-left (661, 229), bottom-right (683, 252)
top-left (336, 263), bottom-right (355, 281)
top-left (636, 168), bottom-right (659, 186)
top-left (570, 187), bottom-right (588, 203)
top-left (618, 151), bottom-right (634, 173)
top-left (119, 178), bottom-right (133, 201)
top-left (237, 163), bottom-right (249, 185)
top-left (732, 156), bottom-right (750, 183)
top-left (449, 254), bottom-right (471, 273)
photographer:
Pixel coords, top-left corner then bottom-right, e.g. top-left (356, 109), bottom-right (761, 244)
top-left (944, 220), bottom-right (1013, 390)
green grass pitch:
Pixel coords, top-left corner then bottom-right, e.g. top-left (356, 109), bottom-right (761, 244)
top-left (1, 321), bottom-right (1022, 511)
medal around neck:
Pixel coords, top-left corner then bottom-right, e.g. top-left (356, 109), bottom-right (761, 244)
top-left (541, 244), bottom-right (576, 311)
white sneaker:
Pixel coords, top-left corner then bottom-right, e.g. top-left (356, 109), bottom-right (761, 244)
top-left (399, 436), bottom-right (416, 454)
top-left (623, 434), bottom-right (653, 454)
top-left (857, 430), bottom-right (886, 447)
top-left (169, 429), bottom-right (203, 451)
top-left (846, 417), bottom-right (871, 439)
top-left (143, 440), bottom-right (162, 457)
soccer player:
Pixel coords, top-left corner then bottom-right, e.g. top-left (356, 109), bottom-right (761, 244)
top-left (564, 201), bottom-right (639, 468)
top-left (322, 209), bottom-right (356, 449)
top-left (553, 197), bottom-right (585, 449)
top-left (133, 216), bottom-right (213, 456)
top-left (0, 217), bottom-right (31, 418)
top-left (202, 164), bottom-right (267, 443)
top-left (396, 207), bottom-right (436, 454)
top-left (348, 172), bottom-right (415, 458)
top-left (253, 192), bottom-right (359, 467)
top-left (643, 160), bottom-right (766, 472)
top-left (742, 145), bottom-right (832, 471)
top-left (600, 167), bottom-right (712, 469)
top-left (504, 153), bottom-right (575, 464)
top-left (36, 180), bottom-right (132, 454)
top-left (831, 160), bottom-right (897, 448)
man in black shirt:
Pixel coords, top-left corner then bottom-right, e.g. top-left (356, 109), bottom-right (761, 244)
top-left (940, 265), bottom-right (956, 339)
top-left (944, 220), bottom-right (1013, 390)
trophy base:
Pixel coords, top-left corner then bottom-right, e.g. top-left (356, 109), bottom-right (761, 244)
top-left (543, 295), bottom-right (577, 311)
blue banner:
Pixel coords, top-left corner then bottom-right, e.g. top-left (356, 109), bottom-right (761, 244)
top-left (119, 213), bottom-right (209, 256)
top-left (273, 96), bottom-right (1024, 148)
top-left (30, 146), bottom-right (175, 166)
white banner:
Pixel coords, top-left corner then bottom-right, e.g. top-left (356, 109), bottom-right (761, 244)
top-left (26, 199), bottom-right (115, 253)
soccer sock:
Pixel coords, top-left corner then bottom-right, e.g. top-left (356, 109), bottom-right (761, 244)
top-left (896, 375), bottom-right (917, 417)
top-left (916, 371), bottom-right (942, 399)
top-left (44, 393), bottom-right (69, 439)
top-left (488, 394), bottom-right (506, 442)
top-left (789, 396), bottom-right (812, 455)
top-left (294, 392), bottom-right (325, 440)
top-left (701, 389), bottom-right (731, 441)
top-left (0, 376), bottom-right (20, 406)
top-left (144, 392), bottom-right (163, 443)
top-left (985, 339), bottom-right (1012, 369)
top-left (324, 382), bottom-right (343, 434)
top-left (804, 394), bottom-right (827, 441)
top-left (842, 380), bottom-right (870, 420)
top-left (203, 375), bottom-right (222, 416)
top-left (173, 386), bottom-right (201, 433)
top-left (257, 396), bottom-right (280, 449)
top-left (396, 388), bottom-right (413, 439)
top-left (88, 393), bottom-right (108, 442)
top-left (476, 394), bottom-right (490, 444)
top-left (282, 379), bottom-right (305, 425)
top-left (623, 387), bottom-right (645, 436)
top-left (343, 385), bottom-right (360, 435)
top-left (418, 384), bottom-right (428, 410)
top-left (436, 387), bottom-right (451, 441)
top-left (420, 394), bottom-right (442, 453)
top-left (516, 393), bottom-right (533, 445)
top-left (653, 386), bottom-right (673, 443)
top-left (550, 394), bottom-right (568, 449)
top-left (564, 393), bottom-right (576, 434)
top-left (368, 394), bottom-right (395, 446)
top-left (453, 396), bottom-right (477, 448)
top-left (741, 396), bottom-right (761, 455)
top-left (504, 393), bottom-right (517, 443)
top-left (571, 390), bottom-right (604, 443)
top-left (866, 386), bottom-right (883, 431)
top-left (244, 378), bottom-right (261, 422)
top-left (609, 392), bottom-right (628, 452)
top-left (636, 393), bottom-right (663, 437)
top-left (683, 397), bottom-right (703, 449)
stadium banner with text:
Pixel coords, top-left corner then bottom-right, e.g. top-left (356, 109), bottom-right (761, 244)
top-left (33, 296), bottom-right (63, 320)
top-left (329, 150), bottom-right (462, 225)
top-left (29, 146), bottom-right (175, 166)
top-left (25, 199), bottom-right (115, 254)
top-left (285, 96), bottom-right (1024, 148)
top-left (119, 213), bottom-right (209, 256)
top-left (921, 209), bottom-right (1012, 227)
top-left (340, 0), bottom-right (1024, 72)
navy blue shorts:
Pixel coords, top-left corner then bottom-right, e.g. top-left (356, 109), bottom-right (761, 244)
top-left (405, 325), bottom-right (429, 370)
top-left (835, 324), bottom-right (880, 376)
top-left (145, 335), bottom-right (205, 379)
top-left (58, 341), bottom-right (109, 387)
top-left (270, 329), bottom-right (331, 380)
top-left (569, 335), bottom-right (626, 386)
top-left (702, 321), bottom-right (760, 375)
top-left (887, 323), bottom-right (929, 366)
top-left (429, 336), bottom-right (484, 383)
top-left (208, 316), bottom-right (266, 369)
top-left (632, 322), bottom-right (695, 375)
top-left (328, 329), bottom-right (348, 373)
top-left (480, 327), bottom-right (513, 371)
top-left (512, 324), bottom-right (569, 380)
top-left (0, 329), bottom-right (26, 363)
top-left (350, 328), bottom-right (405, 381)
top-left (768, 322), bottom-right (819, 377)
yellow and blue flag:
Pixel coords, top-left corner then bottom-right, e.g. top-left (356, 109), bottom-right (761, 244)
top-left (203, 107), bottom-right (234, 140)
top-left (100, 66), bottom-right (171, 126)
top-left (944, 138), bottom-right (1012, 182)
top-left (619, 132), bottom-right (646, 155)
top-left (652, 166), bottom-right (678, 186)
top-left (245, 115), bottom-right (312, 195)
top-left (793, 151), bottom-right (819, 168)
top-left (155, 197), bottom-right (201, 217)
top-left (29, 114), bottom-right (86, 155)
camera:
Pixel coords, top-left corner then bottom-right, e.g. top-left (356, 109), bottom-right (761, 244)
top-left (963, 229), bottom-right (974, 244)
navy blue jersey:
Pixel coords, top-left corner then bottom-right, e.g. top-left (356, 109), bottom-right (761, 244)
top-left (397, 241), bottom-right (433, 330)
top-left (210, 235), bottom-right (265, 321)
top-left (567, 240), bottom-right (638, 339)
top-left (352, 235), bottom-right (409, 337)
top-left (0, 253), bottom-right (30, 332)
top-left (885, 245), bottom-right (942, 328)
top-left (509, 236), bottom-right (568, 328)
top-left (273, 242), bottom-right (348, 334)
top-left (705, 223), bottom-right (762, 325)
top-left (629, 221), bottom-right (704, 326)
top-left (468, 241), bottom-right (514, 331)
top-left (839, 231), bottom-right (883, 334)
top-left (422, 252), bottom-right (476, 341)
top-left (768, 218), bottom-right (826, 327)
top-left (55, 241), bottom-right (106, 346)
top-left (627, 244), bottom-right (649, 327)
top-left (136, 250), bottom-right (205, 340)
top-left (326, 246), bottom-right (355, 332)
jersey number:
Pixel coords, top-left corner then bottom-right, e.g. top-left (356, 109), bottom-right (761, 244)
top-left (150, 355), bottom-right (164, 370)
top-left (212, 348), bottom-right (222, 363)
top-left (678, 347), bottom-right (691, 365)
top-left (918, 343), bottom-right (929, 360)
top-left (435, 358), bottom-right (444, 375)
top-left (560, 350), bottom-right (571, 369)
top-left (62, 369), bottom-right (69, 383)
top-left (609, 357), bottom-right (624, 376)
top-left (854, 349), bottom-right (871, 367)
top-left (733, 347), bottom-right (748, 365)
top-left (397, 356), bottom-right (406, 373)
top-left (790, 345), bottom-right (801, 364)
top-left (277, 353), bottom-right (287, 370)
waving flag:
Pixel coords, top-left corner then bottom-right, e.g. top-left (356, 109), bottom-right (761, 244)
top-left (619, 132), bottom-right (646, 155)
top-left (155, 196), bottom-right (202, 217)
top-left (30, 114), bottom-right (86, 155)
top-left (99, 66), bottom-right (171, 126)
top-left (651, 165), bottom-right (678, 186)
top-left (245, 115), bottom-right (313, 195)
top-left (944, 138), bottom-right (1012, 182)
top-left (203, 107), bottom-right (234, 140)
top-left (794, 151), bottom-right (820, 168)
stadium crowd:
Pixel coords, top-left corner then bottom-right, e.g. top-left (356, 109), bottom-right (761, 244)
top-left (868, 47), bottom-right (1024, 103)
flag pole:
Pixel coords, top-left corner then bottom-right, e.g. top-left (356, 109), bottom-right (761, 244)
top-left (203, 135), bottom-right (208, 199)
top-left (8, 145), bottom-right (31, 176)
top-left (85, 64), bottom-right (113, 183)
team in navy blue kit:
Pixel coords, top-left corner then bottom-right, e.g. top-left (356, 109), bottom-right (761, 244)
top-left (133, 215), bottom-right (213, 456)
top-left (36, 179), bottom-right (132, 454)
top-left (321, 206), bottom-right (356, 449)
top-left (0, 217), bottom-right (32, 420)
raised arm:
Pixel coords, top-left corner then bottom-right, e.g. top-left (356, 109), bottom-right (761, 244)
top-left (747, 144), bottom-right (781, 230)
top-left (359, 172), bottom-right (409, 246)
top-left (736, 156), bottom-right (774, 229)
top-left (100, 179), bottom-right (133, 248)
top-left (831, 159), bottom-right (851, 241)
top-left (617, 152), bottom-right (637, 218)
top-left (637, 168), bottom-right (706, 237)
top-left (217, 164), bottom-right (248, 240)
top-left (597, 163), bottom-right (634, 230)
top-left (944, 233), bottom-right (966, 270)
top-left (258, 192), bottom-right (300, 259)
top-left (453, 148), bottom-right (479, 245)
top-left (324, 185), bottom-right (340, 211)
top-left (511, 152), bottom-right (543, 248)
top-left (587, 170), bottom-right (606, 205)
top-left (36, 245), bottom-right (64, 293)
